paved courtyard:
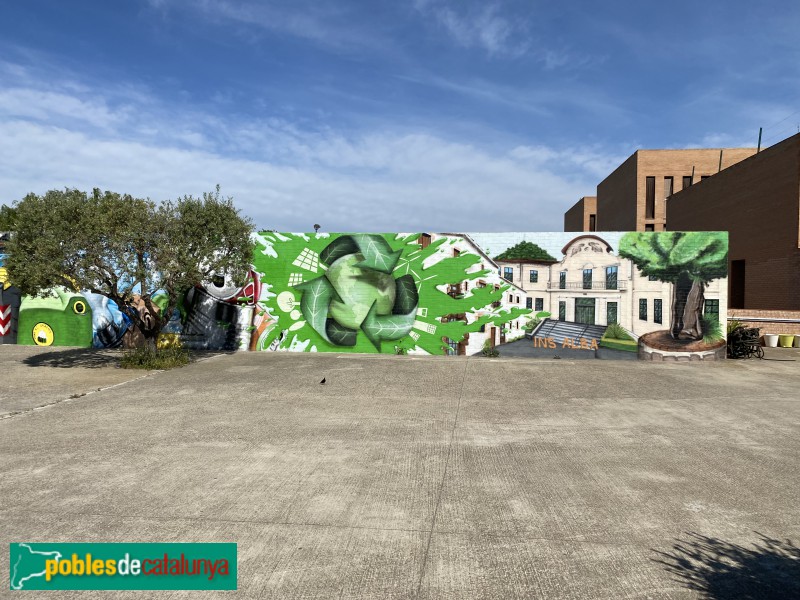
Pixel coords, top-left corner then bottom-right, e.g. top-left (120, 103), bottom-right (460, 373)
top-left (1, 345), bottom-right (799, 598)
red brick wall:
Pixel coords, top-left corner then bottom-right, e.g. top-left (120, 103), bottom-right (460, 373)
top-left (729, 309), bottom-right (800, 335)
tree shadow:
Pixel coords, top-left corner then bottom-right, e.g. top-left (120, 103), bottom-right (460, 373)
top-left (653, 532), bottom-right (800, 599)
top-left (22, 348), bottom-right (122, 369)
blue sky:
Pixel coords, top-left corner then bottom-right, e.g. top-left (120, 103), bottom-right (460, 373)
top-left (1, 0), bottom-right (798, 232)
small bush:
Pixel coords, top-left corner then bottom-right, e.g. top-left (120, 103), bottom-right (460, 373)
top-left (727, 319), bottom-right (744, 334)
top-left (701, 318), bottom-right (723, 344)
top-left (605, 322), bottom-right (632, 340)
top-left (524, 317), bottom-right (541, 332)
top-left (481, 339), bottom-right (500, 357)
top-left (120, 346), bottom-right (191, 370)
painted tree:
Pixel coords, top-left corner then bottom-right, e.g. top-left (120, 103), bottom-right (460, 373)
top-left (5, 186), bottom-right (254, 346)
top-left (494, 240), bottom-right (556, 262)
top-left (618, 232), bottom-right (727, 339)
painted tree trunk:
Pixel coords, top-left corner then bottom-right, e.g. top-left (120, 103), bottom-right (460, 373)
top-left (681, 280), bottom-right (705, 339)
top-left (670, 272), bottom-right (693, 339)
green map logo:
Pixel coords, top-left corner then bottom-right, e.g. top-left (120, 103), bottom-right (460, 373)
top-left (9, 543), bottom-right (237, 590)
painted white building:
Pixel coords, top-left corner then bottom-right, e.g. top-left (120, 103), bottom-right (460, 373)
top-left (496, 234), bottom-right (726, 338)
top-left (413, 233), bottom-right (529, 355)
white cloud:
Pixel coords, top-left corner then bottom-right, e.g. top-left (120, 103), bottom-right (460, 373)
top-left (414, 0), bottom-right (528, 57)
top-left (0, 63), bottom-right (612, 233)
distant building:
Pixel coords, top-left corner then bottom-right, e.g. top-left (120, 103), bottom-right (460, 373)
top-left (496, 234), bottom-right (726, 338)
top-left (564, 196), bottom-right (597, 232)
top-left (567, 147), bottom-right (757, 233)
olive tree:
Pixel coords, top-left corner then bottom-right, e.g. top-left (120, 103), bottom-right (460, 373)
top-left (5, 186), bottom-right (254, 346)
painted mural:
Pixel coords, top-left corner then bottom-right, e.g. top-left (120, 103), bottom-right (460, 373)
top-left (0, 231), bottom-right (729, 360)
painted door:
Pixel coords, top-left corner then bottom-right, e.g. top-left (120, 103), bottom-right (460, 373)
top-left (574, 298), bottom-right (595, 324)
top-left (606, 302), bottom-right (618, 325)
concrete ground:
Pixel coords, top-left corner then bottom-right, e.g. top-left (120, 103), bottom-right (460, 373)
top-left (1, 345), bottom-right (799, 598)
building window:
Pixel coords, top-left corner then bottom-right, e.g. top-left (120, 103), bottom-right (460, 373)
top-left (683, 175), bottom-right (692, 190)
top-left (589, 214), bottom-right (596, 231)
top-left (701, 175), bottom-right (710, 181)
top-left (503, 267), bottom-right (513, 282)
top-left (664, 176), bottom-right (673, 198)
top-left (654, 299), bottom-right (663, 324)
top-left (605, 266), bottom-right (618, 290)
top-left (639, 299), bottom-right (648, 321)
top-left (558, 301), bottom-right (566, 321)
top-left (648, 274), bottom-right (659, 281)
top-left (508, 294), bottom-right (513, 303)
top-left (516, 296), bottom-right (520, 304)
top-left (559, 271), bottom-right (566, 289)
top-left (583, 269), bottom-right (592, 289)
top-left (645, 224), bottom-right (655, 231)
top-left (419, 233), bottom-right (431, 249)
top-left (645, 176), bottom-right (655, 219)
top-left (529, 269), bottom-right (538, 283)
top-left (453, 248), bottom-right (461, 257)
top-left (704, 299), bottom-right (720, 321)
top-left (479, 324), bottom-right (486, 333)
top-left (526, 297), bottom-right (532, 309)
top-left (535, 297), bottom-right (544, 311)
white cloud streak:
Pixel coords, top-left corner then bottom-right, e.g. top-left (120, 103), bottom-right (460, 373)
top-left (0, 62), bottom-right (614, 233)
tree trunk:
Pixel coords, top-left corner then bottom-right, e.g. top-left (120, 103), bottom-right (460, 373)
top-left (670, 272), bottom-right (693, 339)
top-left (681, 280), bottom-right (705, 339)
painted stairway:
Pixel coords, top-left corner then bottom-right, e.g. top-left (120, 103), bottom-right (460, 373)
top-left (534, 319), bottom-right (608, 345)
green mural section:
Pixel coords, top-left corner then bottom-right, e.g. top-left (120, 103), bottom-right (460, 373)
top-left (17, 288), bottom-right (93, 347)
top-left (251, 233), bottom-right (530, 354)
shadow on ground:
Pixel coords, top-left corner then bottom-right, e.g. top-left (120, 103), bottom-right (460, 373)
top-left (653, 532), bottom-right (800, 599)
top-left (22, 348), bottom-right (123, 369)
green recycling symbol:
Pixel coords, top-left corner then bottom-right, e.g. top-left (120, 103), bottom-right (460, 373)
top-left (295, 234), bottom-right (419, 349)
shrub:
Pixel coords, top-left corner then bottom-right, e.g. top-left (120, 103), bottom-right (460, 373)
top-left (120, 346), bottom-right (191, 370)
top-left (727, 319), bottom-right (744, 335)
top-left (481, 339), bottom-right (500, 357)
top-left (701, 318), bottom-right (723, 344)
top-left (605, 322), bottom-right (632, 340)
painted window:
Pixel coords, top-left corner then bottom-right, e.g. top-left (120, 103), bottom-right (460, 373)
top-left (526, 298), bottom-right (532, 309)
top-left (559, 271), bottom-right (566, 289)
top-left (605, 266), bottom-right (618, 290)
top-left (535, 298), bottom-right (544, 311)
top-left (529, 269), bottom-right (538, 283)
top-left (503, 267), bottom-right (513, 281)
top-left (583, 269), bottom-right (592, 290)
top-left (654, 299), bottom-right (663, 324)
top-left (508, 294), bottom-right (513, 303)
top-left (558, 301), bottom-right (566, 321)
top-left (648, 274), bottom-right (659, 281)
top-left (704, 299), bottom-right (720, 321)
top-left (639, 299), bottom-right (648, 321)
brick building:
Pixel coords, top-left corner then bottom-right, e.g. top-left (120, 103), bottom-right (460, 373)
top-left (563, 196), bottom-right (596, 232)
top-left (566, 147), bottom-right (757, 232)
top-left (668, 133), bottom-right (800, 323)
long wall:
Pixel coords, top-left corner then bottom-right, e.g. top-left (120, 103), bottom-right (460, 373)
top-left (1, 232), bottom-right (729, 359)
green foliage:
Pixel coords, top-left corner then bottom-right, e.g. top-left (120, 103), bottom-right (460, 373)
top-left (120, 346), bottom-right (190, 370)
top-left (701, 318), bottom-right (723, 344)
top-left (251, 233), bottom-right (530, 355)
top-left (524, 317), bottom-right (540, 332)
top-left (0, 204), bottom-right (17, 230)
top-left (494, 241), bottom-right (556, 262)
top-left (727, 319), bottom-right (744, 334)
top-left (481, 338), bottom-right (500, 357)
top-left (5, 186), bottom-right (254, 345)
top-left (535, 311), bottom-right (551, 319)
top-left (604, 322), bottom-right (632, 340)
top-left (618, 232), bottom-right (728, 283)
